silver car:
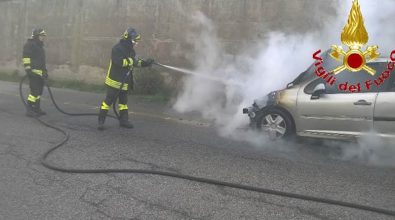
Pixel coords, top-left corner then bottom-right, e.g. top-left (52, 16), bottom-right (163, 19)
top-left (243, 51), bottom-right (395, 141)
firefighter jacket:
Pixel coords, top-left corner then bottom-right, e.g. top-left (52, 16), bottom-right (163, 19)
top-left (105, 39), bottom-right (150, 91)
top-left (22, 38), bottom-right (47, 77)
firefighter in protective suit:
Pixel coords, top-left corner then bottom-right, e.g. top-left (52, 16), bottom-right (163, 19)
top-left (23, 28), bottom-right (48, 117)
top-left (98, 28), bottom-right (154, 130)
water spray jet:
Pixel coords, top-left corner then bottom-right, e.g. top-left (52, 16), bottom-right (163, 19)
top-left (154, 62), bottom-right (243, 87)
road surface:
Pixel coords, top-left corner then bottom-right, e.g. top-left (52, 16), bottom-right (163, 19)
top-left (0, 80), bottom-right (394, 220)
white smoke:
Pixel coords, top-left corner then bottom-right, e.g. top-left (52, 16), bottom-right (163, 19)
top-left (352, 0), bottom-right (395, 55)
top-left (173, 12), bottom-right (332, 135)
top-left (325, 131), bottom-right (395, 167)
top-left (172, 0), bottom-right (395, 165)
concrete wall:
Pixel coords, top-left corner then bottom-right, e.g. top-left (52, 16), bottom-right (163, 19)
top-left (0, 0), bottom-right (336, 84)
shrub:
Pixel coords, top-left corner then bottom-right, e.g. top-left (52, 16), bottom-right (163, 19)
top-left (133, 68), bottom-right (165, 95)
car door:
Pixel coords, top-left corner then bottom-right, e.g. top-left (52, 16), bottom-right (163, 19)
top-left (374, 73), bottom-right (395, 138)
top-left (295, 63), bottom-right (387, 138)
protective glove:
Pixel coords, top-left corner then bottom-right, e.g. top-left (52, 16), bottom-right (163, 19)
top-left (143, 58), bottom-right (155, 67)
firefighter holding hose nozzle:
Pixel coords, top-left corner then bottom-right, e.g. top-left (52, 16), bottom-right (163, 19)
top-left (98, 27), bottom-right (155, 130)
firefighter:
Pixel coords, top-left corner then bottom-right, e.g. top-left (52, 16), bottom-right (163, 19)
top-left (23, 28), bottom-right (48, 117)
top-left (98, 27), bottom-right (154, 130)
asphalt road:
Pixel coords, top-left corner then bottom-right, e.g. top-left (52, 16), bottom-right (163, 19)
top-left (0, 80), bottom-right (394, 220)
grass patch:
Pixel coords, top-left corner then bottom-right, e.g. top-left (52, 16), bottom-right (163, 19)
top-left (0, 70), bottom-right (21, 82)
top-left (46, 79), bottom-right (106, 93)
top-left (133, 94), bottom-right (170, 103)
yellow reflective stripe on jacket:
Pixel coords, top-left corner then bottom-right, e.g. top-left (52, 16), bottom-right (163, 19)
top-left (105, 60), bottom-right (128, 90)
top-left (122, 58), bottom-right (134, 67)
top-left (31, 69), bottom-right (43, 76)
top-left (118, 104), bottom-right (128, 111)
top-left (122, 59), bottom-right (128, 67)
top-left (128, 58), bottom-right (133, 66)
top-left (106, 60), bottom-right (112, 77)
top-left (23, 58), bottom-right (31, 65)
top-left (105, 76), bottom-right (128, 90)
top-left (25, 66), bottom-right (31, 70)
top-left (27, 94), bottom-right (40, 102)
top-left (101, 101), bottom-right (110, 110)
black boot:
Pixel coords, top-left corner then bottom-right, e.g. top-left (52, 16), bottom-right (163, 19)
top-left (34, 99), bottom-right (46, 116)
top-left (26, 101), bottom-right (38, 117)
top-left (119, 110), bottom-right (134, 129)
top-left (98, 109), bottom-right (108, 131)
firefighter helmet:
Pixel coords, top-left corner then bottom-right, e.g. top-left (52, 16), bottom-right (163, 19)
top-left (122, 27), bottom-right (141, 42)
top-left (32, 28), bottom-right (47, 38)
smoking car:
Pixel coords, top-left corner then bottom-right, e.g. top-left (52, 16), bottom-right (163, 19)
top-left (243, 51), bottom-right (395, 141)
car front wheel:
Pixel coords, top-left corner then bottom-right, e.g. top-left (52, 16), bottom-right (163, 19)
top-left (257, 109), bottom-right (294, 140)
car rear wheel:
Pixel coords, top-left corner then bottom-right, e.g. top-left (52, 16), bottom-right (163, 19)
top-left (257, 109), bottom-right (295, 140)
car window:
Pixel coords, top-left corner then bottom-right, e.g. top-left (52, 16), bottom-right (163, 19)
top-left (304, 78), bottom-right (325, 94)
top-left (326, 62), bottom-right (389, 94)
top-left (291, 50), bottom-right (336, 86)
top-left (388, 75), bottom-right (395, 92)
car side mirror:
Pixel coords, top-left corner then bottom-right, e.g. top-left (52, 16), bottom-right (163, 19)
top-left (287, 82), bottom-right (294, 89)
top-left (311, 83), bottom-right (326, 100)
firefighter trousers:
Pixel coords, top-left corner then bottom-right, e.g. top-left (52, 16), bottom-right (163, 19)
top-left (100, 86), bottom-right (128, 111)
top-left (27, 74), bottom-right (44, 104)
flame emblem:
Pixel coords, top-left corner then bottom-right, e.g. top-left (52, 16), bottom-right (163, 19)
top-left (330, 0), bottom-right (379, 75)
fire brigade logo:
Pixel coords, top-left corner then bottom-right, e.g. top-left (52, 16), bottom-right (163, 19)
top-left (312, 0), bottom-right (395, 93)
top-left (330, 0), bottom-right (380, 76)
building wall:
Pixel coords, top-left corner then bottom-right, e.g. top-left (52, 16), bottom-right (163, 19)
top-left (0, 0), bottom-right (336, 83)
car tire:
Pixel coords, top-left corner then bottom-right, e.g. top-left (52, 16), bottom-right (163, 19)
top-left (256, 108), bottom-right (295, 140)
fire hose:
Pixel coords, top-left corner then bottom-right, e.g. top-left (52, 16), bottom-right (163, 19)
top-left (17, 72), bottom-right (395, 217)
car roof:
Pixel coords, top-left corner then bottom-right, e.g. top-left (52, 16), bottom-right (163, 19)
top-left (367, 57), bottom-right (390, 63)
